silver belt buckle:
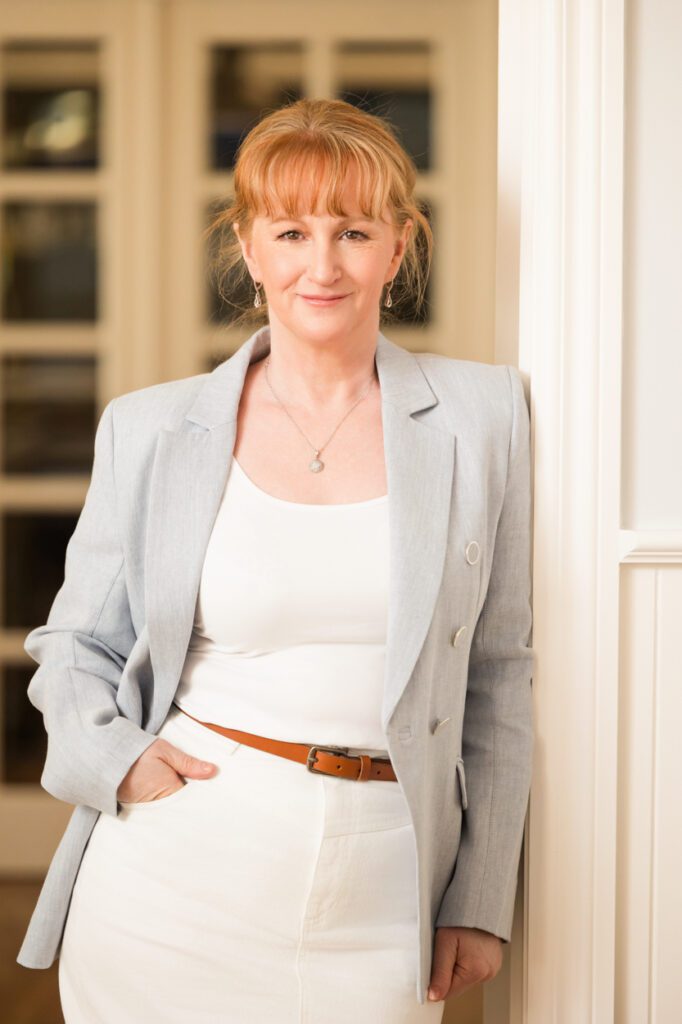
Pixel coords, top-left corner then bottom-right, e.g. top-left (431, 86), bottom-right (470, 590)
top-left (306, 744), bottom-right (360, 775)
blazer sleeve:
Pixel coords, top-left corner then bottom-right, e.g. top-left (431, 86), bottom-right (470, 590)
top-left (24, 397), bottom-right (158, 817)
top-left (435, 364), bottom-right (535, 941)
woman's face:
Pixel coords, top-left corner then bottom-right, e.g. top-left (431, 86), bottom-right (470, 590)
top-left (233, 176), bottom-right (413, 346)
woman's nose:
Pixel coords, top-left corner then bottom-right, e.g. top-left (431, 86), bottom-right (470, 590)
top-left (307, 243), bottom-right (341, 280)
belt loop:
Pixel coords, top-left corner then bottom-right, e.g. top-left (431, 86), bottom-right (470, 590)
top-left (357, 754), bottom-right (372, 781)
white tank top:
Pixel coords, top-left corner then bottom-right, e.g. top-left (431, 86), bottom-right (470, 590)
top-left (173, 456), bottom-right (390, 752)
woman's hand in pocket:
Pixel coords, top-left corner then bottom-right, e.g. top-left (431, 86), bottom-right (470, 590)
top-left (116, 737), bottom-right (218, 803)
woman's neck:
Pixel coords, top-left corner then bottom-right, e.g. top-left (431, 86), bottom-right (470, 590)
top-left (256, 341), bottom-right (379, 411)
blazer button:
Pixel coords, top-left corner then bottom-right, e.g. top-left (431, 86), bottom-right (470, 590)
top-left (450, 626), bottom-right (468, 647)
top-left (465, 540), bottom-right (480, 565)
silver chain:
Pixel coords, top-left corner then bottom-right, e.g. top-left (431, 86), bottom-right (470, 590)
top-left (263, 355), bottom-right (377, 473)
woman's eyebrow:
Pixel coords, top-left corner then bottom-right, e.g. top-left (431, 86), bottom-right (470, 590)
top-left (269, 215), bottom-right (374, 225)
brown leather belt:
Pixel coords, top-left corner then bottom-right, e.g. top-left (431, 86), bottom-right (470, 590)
top-left (178, 707), bottom-right (397, 782)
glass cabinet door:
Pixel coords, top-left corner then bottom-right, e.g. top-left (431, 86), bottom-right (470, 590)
top-left (0, 38), bottom-right (102, 803)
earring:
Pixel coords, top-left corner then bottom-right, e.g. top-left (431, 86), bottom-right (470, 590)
top-left (384, 280), bottom-right (394, 308)
top-left (253, 280), bottom-right (263, 308)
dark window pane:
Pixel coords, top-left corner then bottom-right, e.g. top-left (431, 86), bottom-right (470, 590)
top-left (2, 202), bottom-right (98, 321)
top-left (3, 512), bottom-right (78, 629)
top-left (2, 355), bottom-right (97, 474)
top-left (335, 42), bottom-right (432, 171)
top-left (210, 45), bottom-right (304, 170)
top-left (2, 41), bottom-right (100, 170)
top-left (1, 665), bottom-right (46, 784)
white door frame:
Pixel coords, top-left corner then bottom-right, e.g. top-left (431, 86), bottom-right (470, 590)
top-left (494, 1), bottom-right (626, 1021)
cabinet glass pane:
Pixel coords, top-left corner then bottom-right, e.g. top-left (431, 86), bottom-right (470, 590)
top-left (2, 665), bottom-right (46, 785)
top-left (3, 512), bottom-right (79, 629)
top-left (2, 202), bottom-right (98, 321)
top-left (2, 355), bottom-right (97, 474)
top-left (210, 45), bottom-right (304, 170)
top-left (335, 42), bottom-right (432, 171)
top-left (2, 41), bottom-right (100, 170)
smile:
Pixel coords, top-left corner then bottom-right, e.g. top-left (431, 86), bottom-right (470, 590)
top-left (299, 295), bottom-right (348, 306)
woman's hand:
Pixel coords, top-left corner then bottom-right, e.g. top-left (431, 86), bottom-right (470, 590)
top-left (116, 738), bottom-right (218, 804)
top-left (427, 926), bottom-right (503, 1001)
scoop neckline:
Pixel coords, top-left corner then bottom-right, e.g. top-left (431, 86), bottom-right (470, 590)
top-left (231, 456), bottom-right (388, 509)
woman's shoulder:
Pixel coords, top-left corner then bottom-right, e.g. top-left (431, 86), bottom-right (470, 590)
top-left (413, 351), bottom-right (522, 427)
top-left (110, 370), bottom-right (212, 435)
top-left (414, 349), bottom-right (517, 386)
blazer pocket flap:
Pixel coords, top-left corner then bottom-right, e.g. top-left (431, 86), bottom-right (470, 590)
top-left (456, 756), bottom-right (468, 810)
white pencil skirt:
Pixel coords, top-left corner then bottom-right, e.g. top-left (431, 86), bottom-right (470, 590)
top-left (58, 703), bottom-right (445, 1023)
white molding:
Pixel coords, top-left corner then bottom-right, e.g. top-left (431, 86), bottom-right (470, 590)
top-left (500, 0), bottom-right (626, 1021)
top-left (619, 531), bottom-right (682, 563)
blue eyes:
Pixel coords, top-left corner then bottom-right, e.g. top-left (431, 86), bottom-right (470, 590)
top-left (276, 229), bottom-right (369, 241)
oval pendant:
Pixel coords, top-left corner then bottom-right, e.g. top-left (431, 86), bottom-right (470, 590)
top-left (309, 458), bottom-right (324, 473)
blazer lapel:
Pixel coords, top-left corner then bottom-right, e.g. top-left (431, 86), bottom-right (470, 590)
top-left (144, 422), bottom-right (239, 728)
top-left (144, 334), bottom-right (259, 726)
top-left (373, 341), bottom-right (456, 729)
top-left (145, 325), bottom-right (456, 734)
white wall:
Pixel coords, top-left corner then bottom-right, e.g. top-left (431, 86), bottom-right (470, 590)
top-left (622, 0), bottom-right (682, 527)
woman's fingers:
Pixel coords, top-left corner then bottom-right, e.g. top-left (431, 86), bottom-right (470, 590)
top-left (154, 738), bottom-right (217, 778)
top-left (116, 739), bottom-right (217, 802)
top-left (427, 926), bottom-right (503, 1001)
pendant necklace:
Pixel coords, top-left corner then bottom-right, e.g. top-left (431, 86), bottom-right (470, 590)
top-left (263, 355), bottom-right (377, 473)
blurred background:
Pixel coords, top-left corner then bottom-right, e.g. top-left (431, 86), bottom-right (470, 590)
top-left (0, 1), bottom-right (498, 1021)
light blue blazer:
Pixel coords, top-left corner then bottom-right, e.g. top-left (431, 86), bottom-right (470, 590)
top-left (16, 325), bottom-right (534, 1005)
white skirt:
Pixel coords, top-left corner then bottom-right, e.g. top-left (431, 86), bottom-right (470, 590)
top-left (58, 703), bottom-right (445, 1023)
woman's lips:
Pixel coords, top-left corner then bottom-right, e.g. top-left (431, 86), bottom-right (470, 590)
top-left (299, 294), bottom-right (348, 306)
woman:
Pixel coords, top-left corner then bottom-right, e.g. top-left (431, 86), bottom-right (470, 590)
top-left (16, 98), bottom-right (534, 1021)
